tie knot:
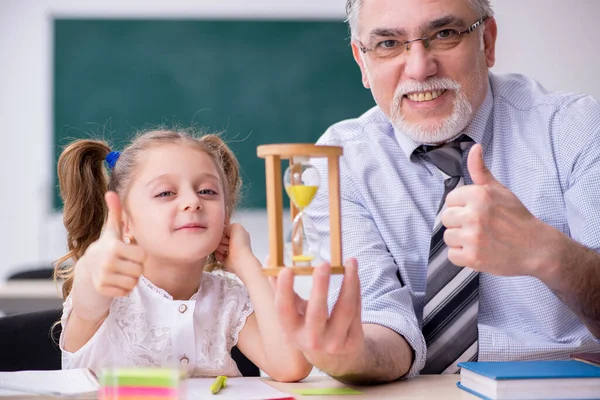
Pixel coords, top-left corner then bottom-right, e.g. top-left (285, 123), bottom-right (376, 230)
top-left (416, 134), bottom-right (473, 178)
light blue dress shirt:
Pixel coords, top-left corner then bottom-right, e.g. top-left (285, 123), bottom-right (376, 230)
top-left (307, 72), bottom-right (600, 378)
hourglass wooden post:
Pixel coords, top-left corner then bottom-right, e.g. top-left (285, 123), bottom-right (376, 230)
top-left (257, 144), bottom-right (344, 276)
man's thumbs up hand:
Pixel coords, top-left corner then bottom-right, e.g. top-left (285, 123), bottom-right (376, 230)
top-left (441, 144), bottom-right (544, 276)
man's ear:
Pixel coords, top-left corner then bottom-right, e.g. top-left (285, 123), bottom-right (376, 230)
top-left (483, 17), bottom-right (498, 68)
top-left (351, 41), bottom-right (371, 89)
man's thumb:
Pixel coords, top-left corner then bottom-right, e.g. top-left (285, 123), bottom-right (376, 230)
top-left (104, 191), bottom-right (123, 237)
top-left (467, 144), bottom-right (496, 186)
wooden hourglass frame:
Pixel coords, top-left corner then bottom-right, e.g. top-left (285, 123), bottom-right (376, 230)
top-left (257, 144), bottom-right (344, 276)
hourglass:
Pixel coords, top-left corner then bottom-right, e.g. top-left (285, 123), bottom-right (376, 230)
top-left (257, 144), bottom-right (344, 276)
top-left (284, 157), bottom-right (320, 266)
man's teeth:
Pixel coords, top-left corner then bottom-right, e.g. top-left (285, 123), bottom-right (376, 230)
top-left (407, 90), bottom-right (445, 102)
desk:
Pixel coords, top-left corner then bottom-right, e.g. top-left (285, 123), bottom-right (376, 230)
top-left (268, 375), bottom-right (473, 399)
top-left (3, 376), bottom-right (473, 399)
top-left (0, 280), bottom-right (63, 315)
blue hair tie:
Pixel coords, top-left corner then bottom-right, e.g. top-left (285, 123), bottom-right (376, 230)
top-left (106, 151), bottom-right (121, 170)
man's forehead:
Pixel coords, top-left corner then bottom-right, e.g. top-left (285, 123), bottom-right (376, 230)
top-left (358, 0), bottom-right (475, 33)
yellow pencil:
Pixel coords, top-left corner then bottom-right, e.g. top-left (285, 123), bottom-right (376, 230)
top-left (210, 375), bottom-right (228, 394)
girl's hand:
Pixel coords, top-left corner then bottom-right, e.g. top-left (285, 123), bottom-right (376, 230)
top-left (221, 223), bottom-right (256, 277)
top-left (77, 191), bottom-right (146, 298)
top-left (215, 230), bottom-right (229, 264)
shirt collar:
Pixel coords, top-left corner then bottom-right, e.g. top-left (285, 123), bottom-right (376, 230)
top-left (392, 77), bottom-right (493, 158)
top-left (140, 274), bottom-right (202, 301)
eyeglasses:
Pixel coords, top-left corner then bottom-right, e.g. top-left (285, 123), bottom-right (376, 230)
top-left (358, 16), bottom-right (488, 60)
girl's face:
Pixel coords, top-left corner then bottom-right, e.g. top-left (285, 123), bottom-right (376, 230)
top-left (124, 144), bottom-right (227, 265)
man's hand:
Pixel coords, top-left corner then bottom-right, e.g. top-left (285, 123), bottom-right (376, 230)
top-left (443, 143), bottom-right (600, 338)
top-left (442, 144), bottom-right (551, 276)
top-left (274, 259), bottom-right (365, 377)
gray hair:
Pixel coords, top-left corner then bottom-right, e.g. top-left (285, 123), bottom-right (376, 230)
top-left (345, 0), bottom-right (494, 39)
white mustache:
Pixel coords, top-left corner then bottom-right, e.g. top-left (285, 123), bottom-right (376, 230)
top-left (394, 77), bottom-right (461, 97)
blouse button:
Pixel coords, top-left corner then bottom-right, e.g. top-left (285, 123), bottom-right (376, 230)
top-left (178, 304), bottom-right (188, 314)
top-left (180, 356), bottom-right (189, 365)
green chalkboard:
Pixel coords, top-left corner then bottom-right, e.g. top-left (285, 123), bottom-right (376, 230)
top-left (53, 19), bottom-right (375, 209)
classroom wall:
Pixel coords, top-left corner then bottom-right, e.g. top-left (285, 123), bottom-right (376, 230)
top-left (1, 0), bottom-right (600, 299)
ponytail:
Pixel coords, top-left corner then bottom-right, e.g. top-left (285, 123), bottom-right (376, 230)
top-left (55, 140), bottom-right (111, 298)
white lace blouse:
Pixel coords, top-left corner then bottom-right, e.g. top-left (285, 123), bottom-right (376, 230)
top-left (60, 272), bottom-right (254, 377)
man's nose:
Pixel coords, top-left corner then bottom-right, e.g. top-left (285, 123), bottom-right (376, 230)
top-left (403, 40), bottom-right (437, 82)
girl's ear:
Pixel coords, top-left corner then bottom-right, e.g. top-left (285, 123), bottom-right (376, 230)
top-left (122, 212), bottom-right (132, 240)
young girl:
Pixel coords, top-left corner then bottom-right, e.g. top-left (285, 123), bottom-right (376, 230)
top-left (55, 129), bottom-right (311, 381)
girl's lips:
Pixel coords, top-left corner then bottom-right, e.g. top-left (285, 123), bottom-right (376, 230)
top-left (175, 223), bottom-right (206, 231)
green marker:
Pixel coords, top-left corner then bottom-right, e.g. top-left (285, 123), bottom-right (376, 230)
top-left (210, 375), bottom-right (227, 394)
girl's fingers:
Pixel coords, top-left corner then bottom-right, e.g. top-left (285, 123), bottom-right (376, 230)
top-left (216, 244), bottom-right (229, 255)
top-left (107, 259), bottom-right (143, 279)
top-left (97, 285), bottom-right (131, 298)
top-left (118, 242), bottom-right (147, 265)
top-left (101, 272), bottom-right (139, 292)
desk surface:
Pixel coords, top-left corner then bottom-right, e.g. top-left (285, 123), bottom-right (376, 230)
top-left (268, 375), bottom-right (473, 399)
top-left (0, 280), bottom-right (63, 315)
top-left (5, 376), bottom-right (472, 399)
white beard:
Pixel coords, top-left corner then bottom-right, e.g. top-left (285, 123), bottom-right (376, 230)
top-left (389, 76), bottom-right (473, 144)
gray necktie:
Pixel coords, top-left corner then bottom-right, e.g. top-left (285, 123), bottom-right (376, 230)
top-left (416, 135), bottom-right (479, 374)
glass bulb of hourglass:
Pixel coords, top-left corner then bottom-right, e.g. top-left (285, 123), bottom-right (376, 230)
top-left (283, 159), bottom-right (321, 267)
top-left (288, 212), bottom-right (321, 266)
top-left (283, 161), bottom-right (320, 209)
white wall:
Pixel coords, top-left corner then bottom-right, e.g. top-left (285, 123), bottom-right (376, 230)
top-left (492, 0), bottom-right (600, 98)
top-left (1, 0), bottom-right (599, 297)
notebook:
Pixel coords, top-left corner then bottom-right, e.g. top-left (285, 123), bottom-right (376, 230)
top-left (457, 360), bottom-right (600, 400)
top-left (0, 368), bottom-right (98, 398)
top-left (571, 352), bottom-right (600, 367)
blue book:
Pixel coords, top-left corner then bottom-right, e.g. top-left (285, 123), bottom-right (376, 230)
top-left (456, 360), bottom-right (600, 399)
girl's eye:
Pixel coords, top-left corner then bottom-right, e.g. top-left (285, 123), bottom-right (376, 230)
top-left (198, 189), bottom-right (218, 196)
top-left (155, 191), bottom-right (174, 198)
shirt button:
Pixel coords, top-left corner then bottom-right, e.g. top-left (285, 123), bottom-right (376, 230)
top-left (178, 304), bottom-right (187, 314)
top-left (180, 356), bottom-right (189, 365)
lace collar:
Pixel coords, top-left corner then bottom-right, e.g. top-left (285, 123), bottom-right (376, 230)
top-left (139, 274), bottom-right (203, 301)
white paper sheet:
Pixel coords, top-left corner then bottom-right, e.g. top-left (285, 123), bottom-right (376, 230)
top-left (0, 369), bottom-right (98, 397)
top-left (182, 377), bottom-right (291, 400)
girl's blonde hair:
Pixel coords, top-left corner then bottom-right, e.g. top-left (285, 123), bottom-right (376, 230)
top-left (54, 129), bottom-right (241, 299)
